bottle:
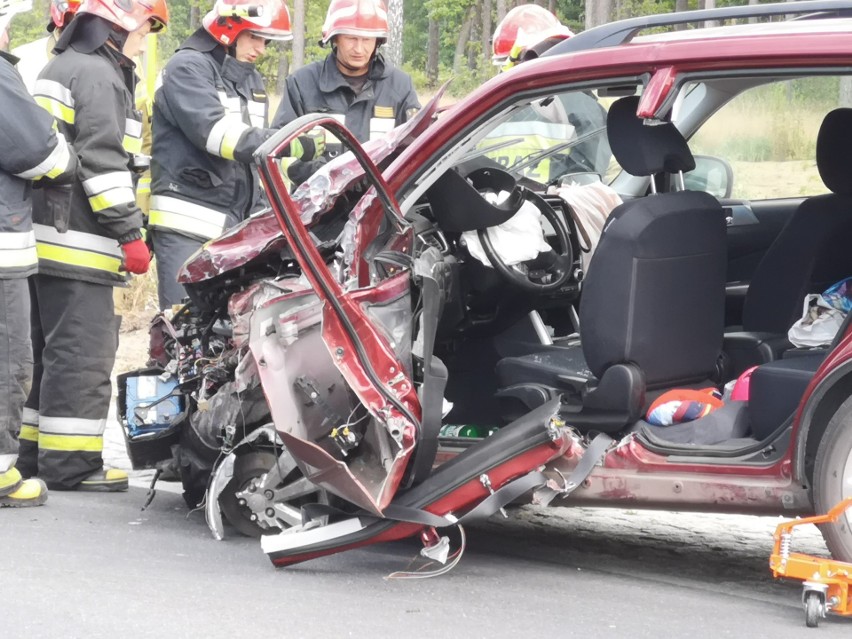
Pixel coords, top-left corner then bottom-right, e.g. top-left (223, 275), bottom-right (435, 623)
top-left (439, 424), bottom-right (484, 438)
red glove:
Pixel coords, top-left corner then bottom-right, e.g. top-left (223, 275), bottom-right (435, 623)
top-left (121, 238), bottom-right (151, 274)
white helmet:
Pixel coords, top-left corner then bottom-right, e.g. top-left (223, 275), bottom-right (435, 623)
top-left (0, 0), bottom-right (33, 35)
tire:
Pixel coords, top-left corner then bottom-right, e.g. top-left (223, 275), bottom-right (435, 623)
top-left (804, 592), bottom-right (822, 628)
top-left (813, 397), bottom-right (852, 561)
top-left (219, 448), bottom-right (329, 538)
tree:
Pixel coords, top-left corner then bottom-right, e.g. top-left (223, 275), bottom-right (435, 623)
top-left (585, 0), bottom-right (613, 29)
top-left (481, 0), bottom-right (493, 65)
top-left (387, 0), bottom-right (404, 66)
top-left (427, 17), bottom-right (440, 86)
top-left (291, 0), bottom-right (306, 69)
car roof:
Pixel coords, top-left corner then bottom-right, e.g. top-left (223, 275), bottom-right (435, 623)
top-left (635, 16), bottom-right (852, 44)
top-left (543, 0), bottom-right (852, 56)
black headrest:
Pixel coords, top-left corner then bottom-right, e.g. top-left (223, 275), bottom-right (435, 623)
top-left (607, 96), bottom-right (695, 177)
top-left (817, 108), bottom-right (852, 195)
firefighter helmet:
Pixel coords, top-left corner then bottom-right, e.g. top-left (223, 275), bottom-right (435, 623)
top-left (491, 4), bottom-right (573, 66)
top-left (147, 0), bottom-right (168, 32)
top-left (203, 0), bottom-right (293, 47)
top-left (0, 0), bottom-right (32, 33)
top-left (77, 0), bottom-right (169, 33)
top-left (321, 0), bottom-right (389, 45)
top-left (49, 0), bottom-right (81, 31)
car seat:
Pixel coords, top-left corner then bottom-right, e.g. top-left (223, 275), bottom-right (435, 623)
top-left (496, 96), bottom-right (727, 433)
top-left (730, 109), bottom-right (852, 364)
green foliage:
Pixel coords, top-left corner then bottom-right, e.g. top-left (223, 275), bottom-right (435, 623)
top-left (8, 0), bottom-right (50, 50)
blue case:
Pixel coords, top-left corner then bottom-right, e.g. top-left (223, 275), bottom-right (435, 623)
top-left (124, 375), bottom-right (183, 438)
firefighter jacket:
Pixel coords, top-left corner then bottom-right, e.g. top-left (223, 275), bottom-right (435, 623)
top-left (150, 29), bottom-right (277, 242)
top-left (272, 51), bottom-right (421, 143)
top-left (32, 33), bottom-right (145, 287)
top-left (0, 51), bottom-right (76, 280)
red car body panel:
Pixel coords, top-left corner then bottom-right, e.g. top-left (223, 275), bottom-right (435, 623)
top-left (184, 21), bottom-right (852, 524)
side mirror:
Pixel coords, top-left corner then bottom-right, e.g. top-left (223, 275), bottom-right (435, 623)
top-left (683, 155), bottom-right (733, 199)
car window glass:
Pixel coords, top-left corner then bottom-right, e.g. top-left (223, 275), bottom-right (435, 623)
top-left (467, 88), bottom-right (624, 186)
top-left (690, 76), bottom-right (852, 200)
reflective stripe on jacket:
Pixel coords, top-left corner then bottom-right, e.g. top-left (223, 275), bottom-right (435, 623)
top-left (0, 51), bottom-right (77, 279)
top-left (151, 29), bottom-right (275, 242)
top-left (32, 43), bottom-right (144, 286)
top-left (272, 52), bottom-right (421, 143)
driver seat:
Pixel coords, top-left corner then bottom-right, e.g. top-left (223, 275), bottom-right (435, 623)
top-left (496, 96), bottom-right (727, 432)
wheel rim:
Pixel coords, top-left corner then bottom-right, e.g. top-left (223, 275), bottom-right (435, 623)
top-left (220, 449), bottom-right (328, 537)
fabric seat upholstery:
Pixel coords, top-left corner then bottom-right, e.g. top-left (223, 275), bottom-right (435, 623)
top-left (497, 96), bottom-right (727, 432)
top-left (742, 109), bottom-right (852, 334)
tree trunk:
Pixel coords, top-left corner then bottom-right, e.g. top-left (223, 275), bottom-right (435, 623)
top-left (291, 0), bottom-right (305, 70)
top-left (276, 54), bottom-right (289, 96)
top-left (427, 18), bottom-right (440, 87)
top-left (454, 7), bottom-right (475, 75)
top-left (674, 0), bottom-right (689, 30)
top-left (481, 0), bottom-right (493, 66)
top-left (189, 4), bottom-right (200, 32)
top-left (386, 0), bottom-right (404, 66)
top-left (839, 77), bottom-right (852, 107)
top-left (704, 0), bottom-right (718, 29)
top-left (585, 0), bottom-right (612, 29)
top-left (469, 17), bottom-right (479, 70)
top-left (496, 0), bottom-right (507, 24)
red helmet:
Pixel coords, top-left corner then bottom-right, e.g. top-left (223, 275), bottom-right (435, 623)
top-left (147, 0), bottom-right (168, 32)
top-left (491, 4), bottom-right (573, 65)
top-left (321, 0), bottom-right (388, 45)
top-left (77, 0), bottom-right (169, 33)
top-left (203, 0), bottom-right (292, 47)
top-left (49, 0), bottom-right (81, 31)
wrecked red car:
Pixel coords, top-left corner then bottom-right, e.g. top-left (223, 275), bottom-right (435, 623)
top-left (120, 0), bottom-right (852, 573)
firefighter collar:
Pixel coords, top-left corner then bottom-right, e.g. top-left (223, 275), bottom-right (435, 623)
top-left (319, 51), bottom-right (389, 95)
top-left (0, 50), bottom-right (19, 66)
top-left (55, 13), bottom-right (120, 54)
top-left (221, 54), bottom-right (257, 84)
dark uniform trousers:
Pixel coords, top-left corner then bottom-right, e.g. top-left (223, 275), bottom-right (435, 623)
top-left (0, 279), bottom-right (33, 475)
top-left (18, 275), bottom-right (119, 488)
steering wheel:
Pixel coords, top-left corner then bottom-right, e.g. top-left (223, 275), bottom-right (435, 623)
top-left (477, 188), bottom-right (574, 293)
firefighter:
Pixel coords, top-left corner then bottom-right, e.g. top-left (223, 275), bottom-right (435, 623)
top-left (48, 0), bottom-right (81, 38)
top-left (149, 0), bottom-right (321, 311)
top-left (20, 0), bottom-right (168, 492)
top-left (271, 0), bottom-right (420, 183)
top-left (491, 4), bottom-right (574, 71)
top-left (0, 0), bottom-right (77, 506)
top-left (489, 4), bottom-right (610, 181)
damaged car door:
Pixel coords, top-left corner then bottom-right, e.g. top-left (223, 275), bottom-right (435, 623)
top-left (252, 115), bottom-right (422, 516)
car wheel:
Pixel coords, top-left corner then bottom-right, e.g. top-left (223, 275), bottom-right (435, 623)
top-left (813, 398), bottom-right (852, 561)
top-left (219, 449), bottom-right (329, 538)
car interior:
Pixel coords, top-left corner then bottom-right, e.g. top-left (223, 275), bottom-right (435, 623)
top-left (395, 68), bottom-right (852, 459)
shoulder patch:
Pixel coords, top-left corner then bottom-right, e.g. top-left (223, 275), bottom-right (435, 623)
top-left (374, 105), bottom-right (394, 118)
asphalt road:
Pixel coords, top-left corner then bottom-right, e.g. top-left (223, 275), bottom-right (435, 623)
top-left (2, 481), bottom-right (849, 639)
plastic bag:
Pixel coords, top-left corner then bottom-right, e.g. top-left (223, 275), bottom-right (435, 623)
top-left (788, 293), bottom-right (845, 348)
top-left (821, 276), bottom-right (852, 314)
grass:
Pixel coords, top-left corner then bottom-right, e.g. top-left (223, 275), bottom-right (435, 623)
top-left (114, 265), bottom-right (158, 332)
